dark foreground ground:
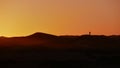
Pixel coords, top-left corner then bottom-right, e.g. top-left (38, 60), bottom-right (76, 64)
top-left (0, 48), bottom-right (120, 68)
top-left (0, 33), bottom-right (120, 68)
top-left (1, 60), bottom-right (120, 68)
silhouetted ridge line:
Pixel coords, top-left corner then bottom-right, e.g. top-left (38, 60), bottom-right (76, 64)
top-left (27, 32), bottom-right (57, 38)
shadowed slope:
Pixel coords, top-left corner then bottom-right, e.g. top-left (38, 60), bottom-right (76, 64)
top-left (0, 32), bottom-right (120, 49)
top-left (0, 32), bottom-right (120, 67)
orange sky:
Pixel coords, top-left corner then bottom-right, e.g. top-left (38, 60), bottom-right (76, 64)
top-left (0, 0), bottom-right (120, 37)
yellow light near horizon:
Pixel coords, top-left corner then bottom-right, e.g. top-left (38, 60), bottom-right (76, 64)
top-left (0, 0), bottom-right (120, 37)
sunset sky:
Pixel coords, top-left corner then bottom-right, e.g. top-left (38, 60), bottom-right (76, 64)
top-left (0, 0), bottom-right (120, 37)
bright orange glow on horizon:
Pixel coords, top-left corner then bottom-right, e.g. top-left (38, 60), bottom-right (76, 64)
top-left (0, 0), bottom-right (120, 37)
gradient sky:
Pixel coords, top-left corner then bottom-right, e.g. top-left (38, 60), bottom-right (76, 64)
top-left (0, 0), bottom-right (120, 37)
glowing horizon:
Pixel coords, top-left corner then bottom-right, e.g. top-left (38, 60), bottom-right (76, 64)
top-left (0, 0), bottom-right (120, 37)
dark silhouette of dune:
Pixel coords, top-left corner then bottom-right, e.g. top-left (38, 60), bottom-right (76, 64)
top-left (27, 32), bottom-right (57, 39)
top-left (0, 32), bottom-right (120, 68)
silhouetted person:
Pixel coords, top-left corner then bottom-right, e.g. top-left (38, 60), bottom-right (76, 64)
top-left (89, 32), bottom-right (91, 35)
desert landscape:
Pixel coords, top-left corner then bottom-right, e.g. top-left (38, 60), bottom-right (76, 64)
top-left (0, 32), bottom-right (120, 68)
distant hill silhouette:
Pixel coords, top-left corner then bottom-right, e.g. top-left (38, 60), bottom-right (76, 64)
top-left (0, 32), bottom-right (119, 49)
top-left (0, 32), bottom-right (120, 67)
top-left (27, 32), bottom-right (57, 39)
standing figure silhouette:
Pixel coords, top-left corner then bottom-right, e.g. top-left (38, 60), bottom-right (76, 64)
top-left (89, 32), bottom-right (91, 35)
